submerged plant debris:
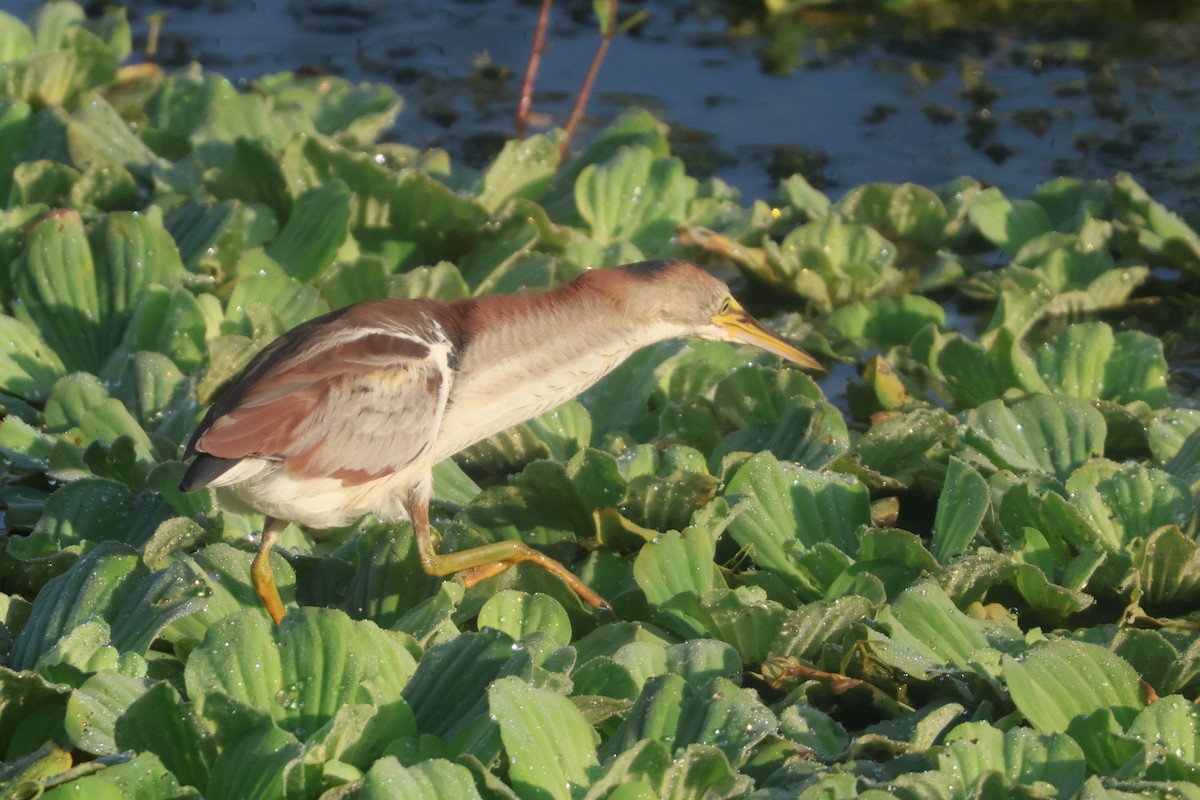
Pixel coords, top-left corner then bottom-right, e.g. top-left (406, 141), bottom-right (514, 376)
top-left (1, 3), bottom-right (1200, 799)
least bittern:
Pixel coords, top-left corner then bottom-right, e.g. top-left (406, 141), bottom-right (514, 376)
top-left (180, 259), bottom-right (822, 623)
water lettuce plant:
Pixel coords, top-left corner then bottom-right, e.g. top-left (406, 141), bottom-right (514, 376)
top-left (1, 4), bottom-right (1199, 799)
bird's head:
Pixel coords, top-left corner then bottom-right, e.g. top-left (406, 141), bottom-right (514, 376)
top-left (607, 260), bottom-right (823, 371)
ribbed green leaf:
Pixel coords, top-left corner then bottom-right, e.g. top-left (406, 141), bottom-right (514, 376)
top-left (1033, 322), bottom-right (1169, 408)
top-left (9, 159), bottom-right (77, 206)
top-left (937, 334), bottom-right (1010, 407)
top-left (0, 27), bottom-right (117, 107)
top-left (889, 182), bottom-right (951, 242)
top-left (184, 608), bottom-right (417, 739)
top-left (0, 97), bottom-right (32, 201)
top-left (711, 402), bottom-right (849, 471)
top-left (1035, 322), bottom-right (1114, 401)
top-left (621, 469), bottom-right (718, 534)
top-left (205, 137), bottom-right (291, 219)
top-left (579, 739), bottom-right (669, 800)
top-left (607, 641), bottom-right (670, 692)
top-left (1133, 526), bottom-right (1200, 612)
top-left (9, 541), bottom-right (208, 672)
top-left (771, 215), bottom-right (903, 311)
top-left (65, 670), bottom-right (153, 755)
top-left (572, 656), bottom-right (640, 700)
top-left (477, 133), bottom-right (560, 213)
top-left (931, 456), bottom-right (989, 563)
top-left (11, 211), bottom-right (99, 371)
top-left (108, 351), bottom-right (189, 433)
top-left (1067, 463), bottom-right (1195, 551)
top-left (779, 172), bottom-right (831, 218)
top-left (478, 590), bottom-right (572, 646)
top-left (319, 255), bottom-right (389, 308)
top-left (839, 182), bottom-right (950, 246)
top-left (361, 757), bottom-right (483, 800)
top-left (490, 676), bottom-right (599, 800)
top-left (1064, 707), bottom-right (1144, 776)
top-left (264, 180), bottom-right (351, 282)
top-left (0, 670), bottom-right (70, 762)
top-left (1149, 409), bottom-right (1200, 466)
top-left (968, 187), bottom-right (1053, 257)
top-left (939, 720), bottom-right (1087, 798)
top-left (1003, 640), bottom-right (1144, 733)
top-left (769, 595), bottom-right (873, 662)
top-left (161, 543), bottom-right (294, 645)
top-left (778, 703), bottom-right (849, 762)
top-left (41, 373), bottom-right (159, 479)
top-left (41, 776), bottom-right (127, 800)
top-left (575, 145), bottom-right (690, 252)
top-left (389, 259), bottom-right (470, 302)
top-left (675, 678), bottom-right (777, 768)
top-left (40, 751), bottom-right (199, 800)
top-left (206, 724), bottom-right (301, 800)
top-left (330, 522), bottom-right (441, 629)
top-left (456, 460), bottom-right (589, 547)
top-left (1114, 172), bottom-right (1200, 274)
top-left (402, 629), bottom-right (534, 741)
top-left (660, 743), bottom-right (749, 799)
top-left (1009, 559), bottom-right (1095, 621)
top-left (461, 400), bottom-right (592, 474)
top-left (21, 478), bottom-right (172, 553)
top-left (104, 284), bottom-right (208, 376)
top-left (385, 171), bottom-right (488, 269)
top-left (29, 2), bottom-right (83, 49)
top-left (11, 210), bottom-right (184, 373)
top-left (851, 407), bottom-right (958, 483)
top-left (259, 72), bottom-right (400, 143)
top-left (724, 452), bottom-right (869, 593)
top-left (115, 682), bottom-right (213, 792)
top-left (578, 342), bottom-right (680, 439)
top-left (603, 674), bottom-right (774, 769)
top-left (0, 414), bottom-right (55, 474)
top-left (0, 11), bottom-right (34, 62)
top-left (226, 249), bottom-right (329, 330)
top-left (1126, 696), bottom-right (1200, 767)
top-left (879, 581), bottom-right (1008, 670)
top-left (963, 395), bottom-right (1106, 480)
top-left (603, 672), bottom-right (687, 758)
top-left (163, 199), bottom-right (238, 269)
top-left (826, 295), bottom-right (946, 349)
top-left (0, 313), bottom-right (65, 402)
top-left (68, 92), bottom-right (169, 177)
top-left (663, 639), bottom-right (742, 687)
top-left (659, 588), bottom-right (785, 664)
top-left (633, 529), bottom-right (720, 606)
top-left (542, 109), bottom-right (668, 214)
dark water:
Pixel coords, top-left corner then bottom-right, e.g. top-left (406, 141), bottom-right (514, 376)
top-left (3, 0), bottom-right (1199, 217)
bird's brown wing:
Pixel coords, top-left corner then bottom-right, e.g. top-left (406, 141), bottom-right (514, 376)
top-left (188, 328), bottom-right (450, 486)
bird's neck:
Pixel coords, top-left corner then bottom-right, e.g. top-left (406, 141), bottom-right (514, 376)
top-left (432, 283), bottom-right (679, 459)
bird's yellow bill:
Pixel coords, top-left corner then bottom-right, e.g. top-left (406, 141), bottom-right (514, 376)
top-left (713, 299), bottom-right (823, 371)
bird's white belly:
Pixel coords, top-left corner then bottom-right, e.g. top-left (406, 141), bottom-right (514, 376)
top-left (215, 457), bottom-right (425, 528)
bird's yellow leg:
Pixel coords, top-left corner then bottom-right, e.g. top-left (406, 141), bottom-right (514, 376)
top-left (409, 496), bottom-right (611, 613)
top-left (451, 542), bottom-right (611, 611)
top-left (251, 516), bottom-right (288, 625)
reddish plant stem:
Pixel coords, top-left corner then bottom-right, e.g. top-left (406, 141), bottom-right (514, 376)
top-left (515, 0), bottom-right (554, 140)
top-left (560, 0), bottom-right (618, 159)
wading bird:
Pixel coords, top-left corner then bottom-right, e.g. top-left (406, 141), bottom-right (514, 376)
top-left (181, 259), bottom-right (822, 624)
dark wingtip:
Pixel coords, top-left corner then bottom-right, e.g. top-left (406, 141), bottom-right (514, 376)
top-left (179, 455), bottom-right (243, 492)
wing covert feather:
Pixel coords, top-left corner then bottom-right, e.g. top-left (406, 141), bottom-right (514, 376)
top-left (192, 327), bottom-right (450, 484)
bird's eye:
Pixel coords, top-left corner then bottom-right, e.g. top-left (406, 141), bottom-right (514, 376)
top-left (718, 297), bottom-right (732, 315)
